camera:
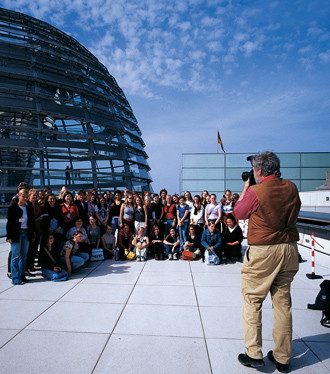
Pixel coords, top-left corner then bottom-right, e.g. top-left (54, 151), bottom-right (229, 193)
top-left (241, 155), bottom-right (256, 186)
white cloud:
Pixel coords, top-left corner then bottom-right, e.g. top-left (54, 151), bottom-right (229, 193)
top-left (240, 41), bottom-right (260, 57)
top-left (3, 0), bottom-right (330, 100)
top-left (299, 45), bottom-right (313, 54)
top-left (177, 21), bottom-right (191, 32)
top-left (319, 50), bottom-right (330, 63)
top-left (206, 41), bottom-right (222, 52)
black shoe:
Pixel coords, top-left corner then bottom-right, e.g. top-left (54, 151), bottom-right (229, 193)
top-left (267, 351), bottom-right (289, 373)
top-left (238, 353), bottom-right (265, 367)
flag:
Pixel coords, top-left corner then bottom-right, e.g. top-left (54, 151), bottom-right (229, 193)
top-left (217, 129), bottom-right (225, 153)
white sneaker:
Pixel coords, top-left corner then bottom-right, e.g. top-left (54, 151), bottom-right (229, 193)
top-left (168, 254), bottom-right (173, 260)
top-left (137, 256), bottom-right (141, 262)
top-left (173, 253), bottom-right (178, 260)
top-left (141, 256), bottom-right (145, 262)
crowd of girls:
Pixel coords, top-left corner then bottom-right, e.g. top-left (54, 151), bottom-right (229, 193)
top-left (6, 182), bottom-right (243, 284)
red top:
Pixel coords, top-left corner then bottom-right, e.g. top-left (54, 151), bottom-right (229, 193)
top-left (60, 203), bottom-right (79, 223)
top-left (164, 204), bottom-right (176, 220)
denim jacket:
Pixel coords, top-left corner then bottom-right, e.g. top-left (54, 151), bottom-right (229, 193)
top-left (201, 228), bottom-right (222, 250)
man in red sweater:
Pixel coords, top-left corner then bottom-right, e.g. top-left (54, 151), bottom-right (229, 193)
top-left (234, 151), bottom-right (301, 374)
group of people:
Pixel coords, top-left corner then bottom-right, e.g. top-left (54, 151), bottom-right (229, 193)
top-left (6, 150), bottom-right (302, 373)
top-left (6, 184), bottom-right (243, 284)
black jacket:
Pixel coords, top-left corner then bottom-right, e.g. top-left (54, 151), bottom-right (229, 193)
top-left (39, 245), bottom-right (61, 270)
top-left (73, 200), bottom-right (89, 227)
top-left (7, 201), bottom-right (36, 242)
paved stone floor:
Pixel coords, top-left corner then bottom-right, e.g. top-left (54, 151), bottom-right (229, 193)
top-left (0, 237), bottom-right (329, 374)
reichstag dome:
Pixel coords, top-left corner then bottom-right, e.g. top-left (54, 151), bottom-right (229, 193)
top-left (0, 8), bottom-right (153, 196)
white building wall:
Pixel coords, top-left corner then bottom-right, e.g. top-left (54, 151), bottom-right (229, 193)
top-left (299, 190), bottom-right (330, 213)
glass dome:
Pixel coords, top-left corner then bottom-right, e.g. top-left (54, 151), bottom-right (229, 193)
top-left (0, 8), bottom-right (153, 196)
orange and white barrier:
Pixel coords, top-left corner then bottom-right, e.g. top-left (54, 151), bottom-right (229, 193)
top-left (306, 232), bottom-right (324, 280)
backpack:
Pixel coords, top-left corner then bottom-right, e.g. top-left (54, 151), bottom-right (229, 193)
top-left (308, 280), bottom-right (330, 328)
top-left (320, 280), bottom-right (330, 328)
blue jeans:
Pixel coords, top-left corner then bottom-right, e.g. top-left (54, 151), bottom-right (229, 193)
top-left (61, 252), bottom-right (89, 271)
top-left (165, 244), bottom-right (179, 256)
top-left (11, 231), bottom-right (30, 284)
top-left (164, 219), bottom-right (174, 236)
top-left (111, 217), bottom-right (120, 235)
top-left (178, 221), bottom-right (188, 250)
top-left (42, 268), bottom-right (69, 282)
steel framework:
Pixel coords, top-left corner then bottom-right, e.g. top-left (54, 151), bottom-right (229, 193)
top-left (0, 8), bottom-right (153, 196)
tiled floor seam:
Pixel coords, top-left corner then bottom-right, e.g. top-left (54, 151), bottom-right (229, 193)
top-left (0, 263), bottom-right (103, 350)
top-left (189, 261), bottom-right (214, 374)
top-left (300, 339), bottom-right (330, 372)
top-left (293, 329), bottom-right (329, 369)
top-left (90, 261), bottom-right (147, 374)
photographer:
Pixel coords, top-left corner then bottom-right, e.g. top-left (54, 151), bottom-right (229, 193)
top-left (233, 151), bottom-right (300, 373)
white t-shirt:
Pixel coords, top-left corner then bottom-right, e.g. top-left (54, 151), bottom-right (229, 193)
top-left (19, 205), bottom-right (28, 229)
top-left (185, 200), bottom-right (194, 212)
top-left (205, 203), bottom-right (221, 220)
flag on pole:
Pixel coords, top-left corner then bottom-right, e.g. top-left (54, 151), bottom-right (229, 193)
top-left (217, 129), bottom-right (225, 153)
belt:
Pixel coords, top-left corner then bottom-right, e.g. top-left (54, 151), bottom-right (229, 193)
top-left (20, 229), bottom-right (27, 232)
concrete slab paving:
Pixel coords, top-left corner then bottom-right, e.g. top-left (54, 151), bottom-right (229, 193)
top-left (81, 268), bottom-right (142, 285)
top-left (0, 280), bottom-right (13, 293)
top-left (305, 342), bottom-right (330, 370)
top-left (195, 285), bottom-right (246, 308)
top-left (0, 279), bottom-right (75, 301)
top-left (137, 268), bottom-right (194, 286)
top-left (60, 283), bottom-right (134, 304)
top-left (94, 334), bottom-right (212, 374)
top-left (26, 301), bottom-right (125, 333)
top-left (192, 271), bottom-right (242, 287)
top-left (0, 241), bottom-right (329, 373)
top-left (0, 330), bottom-right (109, 374)
top-left (0, 328), bottom-right (20, 347)
top-left (114, 303), bottom-right (204, 338)
top-left (128, 284), bottom-right (197, 306)
top-left (143, 258), bottom-right (192, 273)
top-left (0, 299), bottom-right (54, 329)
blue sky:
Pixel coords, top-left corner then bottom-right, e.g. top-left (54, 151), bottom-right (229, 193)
top-left (2, 0), bottom-right (330, 194)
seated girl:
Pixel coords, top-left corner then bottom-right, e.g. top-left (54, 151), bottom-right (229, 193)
top-left (149, 225), bottom-right (164, 260)
top-left (39, 234), bottom-right (68, 281)
top-left (101, 224), bottom-right (116, 259)
top-left (60, 230), bottom-right (89, 276)
top-left (134, 226), bottom-right (149, 262)
top-left (222, 213), bottom-right (243, 263)
top-left (66, 216), bottom-right (90, 255)
top-left (87, 216), bottom-right (101, 251)
top-left (117, 224), bottom-right (133, 261)
top-left (163, 227), bottom-right (180, 260)
top-left (182, 224), bottom-right (202, 260)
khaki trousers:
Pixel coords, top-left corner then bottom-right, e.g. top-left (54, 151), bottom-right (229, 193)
top-left (241, 242), bottom-right (299, 364)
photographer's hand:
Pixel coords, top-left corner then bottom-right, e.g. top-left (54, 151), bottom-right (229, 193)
top-left (238, 179), bottom-right (250, 201)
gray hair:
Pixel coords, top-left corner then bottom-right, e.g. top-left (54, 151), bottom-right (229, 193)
top-left (252, 151), bottom-right (280, 177)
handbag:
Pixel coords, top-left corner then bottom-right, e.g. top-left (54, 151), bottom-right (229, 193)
top-left (90, 248), bottom-right (105, 262)
top-left (204, 250), bottom-right (220, 265)
top-left (182, 250), bottom-right (195, 261)
top-left (125, 249), bottom-right (136, 260)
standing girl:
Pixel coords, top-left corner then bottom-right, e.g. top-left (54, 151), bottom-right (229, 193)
top-left (134, 196), bottom-right (147, 235)
top-left (95, 195), bottom-right (109, 235)
top-left (120, 194), bottom-right (135, 234)
top-left (177, 195), bottom-right (190, 252)
top-left (6, 189), bottom-right (36, 285)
